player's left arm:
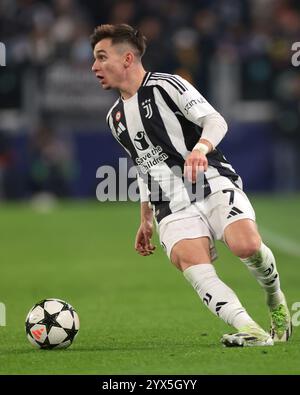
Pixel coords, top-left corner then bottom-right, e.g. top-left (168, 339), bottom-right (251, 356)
top-left (172, 75), bottom-right (228, 182)
top-left (184, 112), bottom-right (228, 183)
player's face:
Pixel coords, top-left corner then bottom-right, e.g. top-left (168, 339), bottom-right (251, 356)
top-left (92, 39), bottom-right (127, 90)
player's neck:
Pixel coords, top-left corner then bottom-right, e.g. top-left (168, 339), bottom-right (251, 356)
top-left (119, 67), bottom-right (146, 100)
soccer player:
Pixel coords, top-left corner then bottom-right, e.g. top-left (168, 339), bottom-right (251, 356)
top-left (91, 24), bottom-right (291, 347)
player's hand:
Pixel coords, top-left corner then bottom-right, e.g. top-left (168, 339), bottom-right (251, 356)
top-left (184, 150), bottom-right (208, 183)
top-left (135, 220), bottom-right (156, 256)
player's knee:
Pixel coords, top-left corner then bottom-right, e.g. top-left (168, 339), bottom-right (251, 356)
top-left (170, 251), bottom-right (195, 271)
top-left (170, 238), bottom-right (211, 271)
top-left (170, 249), bottom-right (209, 271)
top-left (170, 248), bottom-right (198, 272)
top-left (174, 260), bottom-right (191, 272)
top-left (229, 237), bottom-right (261, 259)
top-left (171, 257), bottom-right (204, 272)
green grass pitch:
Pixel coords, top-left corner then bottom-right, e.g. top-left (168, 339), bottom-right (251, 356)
top-left (0, 195), bottom-right (299, 374)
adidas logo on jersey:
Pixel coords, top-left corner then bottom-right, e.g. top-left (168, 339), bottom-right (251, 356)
top-left (227, 206), bottom-right (243, 219)
top-left (116, 121), bottom-right (126, 137)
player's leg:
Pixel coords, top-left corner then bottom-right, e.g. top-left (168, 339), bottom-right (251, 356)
top-left (216, 189), bottom-right (292, 342)
top-left (159, 211), bottom-right (273, 346)
top-left (171, 237), bottom-right (264, 331)
top-left (224, 219), bottom-right (291, 341)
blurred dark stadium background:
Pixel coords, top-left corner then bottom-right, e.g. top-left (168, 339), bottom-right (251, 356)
top-left (0, 0), bottom-right (300, 200)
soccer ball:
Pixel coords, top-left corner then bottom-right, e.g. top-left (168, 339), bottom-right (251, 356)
top-left (25, 298), bottom-right (80, 349)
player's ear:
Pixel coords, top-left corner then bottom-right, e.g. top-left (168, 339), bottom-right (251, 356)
top-left (123, 52), bottom-right (134, 68)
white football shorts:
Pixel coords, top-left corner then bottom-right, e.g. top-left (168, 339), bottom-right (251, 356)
top-left (157, 188), bottom-right (256, 261)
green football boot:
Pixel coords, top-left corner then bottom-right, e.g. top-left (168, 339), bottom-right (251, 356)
top-left (270, 292), bottom-right (292, 342)
top-left (221, 324), bottom-right (274, 347)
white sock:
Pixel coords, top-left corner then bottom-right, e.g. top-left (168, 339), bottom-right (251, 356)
top-left (183, 263), bottom-right (257, 330)
top-left (240, 243), bottom-right (282, 308)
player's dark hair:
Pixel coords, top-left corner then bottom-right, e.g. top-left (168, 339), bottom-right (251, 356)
top-left (90, 24), bottom-right (147, 58)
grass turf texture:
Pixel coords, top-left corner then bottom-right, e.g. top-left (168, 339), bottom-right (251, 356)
top-left (0, 196), bottom-right (299, 374)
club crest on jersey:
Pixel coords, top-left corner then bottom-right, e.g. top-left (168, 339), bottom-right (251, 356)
top-left (115, 111), bottom-right (121, 122)
top-left (142, 99), bottom-right (153, 119)
top-left (134, 131), bottom-right (151, 151)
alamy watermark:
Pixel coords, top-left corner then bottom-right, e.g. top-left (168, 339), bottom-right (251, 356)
top-left (291, 42), bottom-right (300, 67)
top-left (0, 42), bottom-right (6, 66)
top-left (0, 303), bottom-right (6, 326)
top-left (291, 302), bottom-right (300, 327)
top-left (96, 158), bottom-right (205, 203)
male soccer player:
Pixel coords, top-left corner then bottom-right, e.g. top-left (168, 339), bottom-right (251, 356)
top-left (91, 23), bottom-right (291, 347)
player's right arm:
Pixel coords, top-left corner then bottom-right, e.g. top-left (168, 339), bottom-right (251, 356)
top-left (106, 108), bottom-right (155, 256)
top-left (135, 201), bottom-right (156, 256)
top-left (135, 174), bottom-right (155, 256)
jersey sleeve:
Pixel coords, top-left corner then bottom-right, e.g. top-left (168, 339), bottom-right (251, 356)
top-left (159, 74), bottom-right (217, 123)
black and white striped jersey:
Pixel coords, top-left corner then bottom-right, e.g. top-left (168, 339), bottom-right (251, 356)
top-left (106, 72), bottom-right (242, 223)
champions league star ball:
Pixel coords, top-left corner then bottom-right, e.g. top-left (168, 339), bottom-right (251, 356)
top-left (25, 298), bottom-right (80, 349)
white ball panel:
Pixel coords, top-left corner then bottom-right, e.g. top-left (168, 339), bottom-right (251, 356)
top-left (27, 333), bottom-right (41, 348)
top-left (73, 311), bottom-right (80, 330)
top-left (48, 327), bottom-right (68, 345)
top-left (56, 310), bottom-right (74, 329)
top-left (26, 305), bottom-right (44, 323)
top-left (30, 324), bottom-right (47, 343)
top-left (44, 300), bottom-right (64, 314)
